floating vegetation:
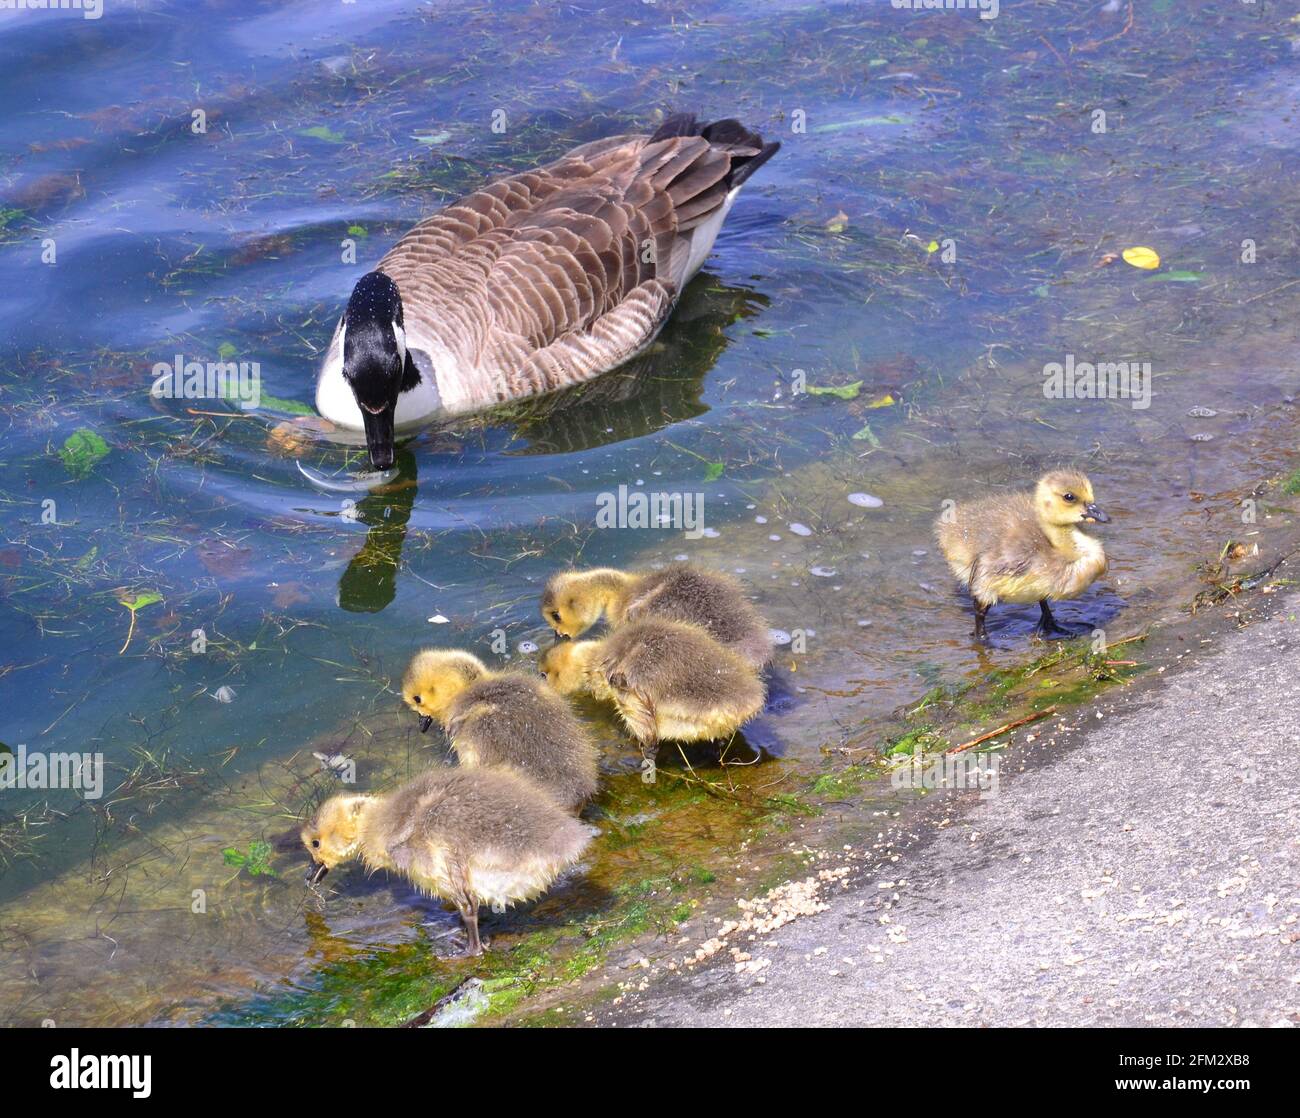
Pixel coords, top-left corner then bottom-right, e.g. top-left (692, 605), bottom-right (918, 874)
top-left (114, 589), bottom-right (163, 655)
top-left (58, 428), bottom-right (109, 478)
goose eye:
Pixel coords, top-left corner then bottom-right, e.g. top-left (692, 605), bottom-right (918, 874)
top-left (1062, 492), bottom-right (1076, 503)
top-left (311, 839), bottom-right (320, 849)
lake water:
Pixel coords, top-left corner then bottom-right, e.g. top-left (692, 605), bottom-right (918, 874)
top-left (1, 0), bottom-right (1298, 1024)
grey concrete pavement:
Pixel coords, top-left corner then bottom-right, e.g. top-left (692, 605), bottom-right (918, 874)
top-left (590, 597), bottom-right (1300, 1027)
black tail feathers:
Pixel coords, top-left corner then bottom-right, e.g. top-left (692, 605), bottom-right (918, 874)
top-left (650, 112), bottom-right (779, 188)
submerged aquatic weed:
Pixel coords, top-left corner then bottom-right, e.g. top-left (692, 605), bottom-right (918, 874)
top-left (223, 841), bottom-right (276, 877)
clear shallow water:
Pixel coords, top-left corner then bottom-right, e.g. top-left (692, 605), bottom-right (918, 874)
top-left (1, 0), bottom-right (1298, 1024)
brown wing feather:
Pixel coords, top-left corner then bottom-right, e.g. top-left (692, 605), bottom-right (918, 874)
top-left (374, 124), bottom-right (773, 406)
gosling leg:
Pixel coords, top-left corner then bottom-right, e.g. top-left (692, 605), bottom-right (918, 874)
top-left (973, 601), bottom-right (990, 642)
top-left (459, 905), bottom-right (483, 956)
top-left (1038, 599), bottom-right (1064, 635)
top-left (616, 691), bottom-right (660, 760)
top-left (449, 865), bottom-right (485, 956)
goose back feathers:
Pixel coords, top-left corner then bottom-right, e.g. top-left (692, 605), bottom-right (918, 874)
top-left (316, 115), bottom-right (778, 439)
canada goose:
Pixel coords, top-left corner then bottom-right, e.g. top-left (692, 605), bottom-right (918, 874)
top-left (541, 562), bottom-right (773, 669)
top-left (935, 469), bottom-right (1111, 641)
top-left (401, 648), bottom-right (599, 811)
top-left (539, 617), bottom-right (765, 760)
top-left (315, 114), bottom-right (779, 469)
top-left (302, 767), bottom-right (594, 955)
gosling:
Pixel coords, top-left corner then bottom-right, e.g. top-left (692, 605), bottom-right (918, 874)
top-left (302, 767), bottom-right (594, 955)
top-left (935, 469), bottom-right (1110, 641)
top-left (539, 617), bottom-right (766, 759)
top-left (402, 649), bottom-right (599, 812)
top-left (541, 563), bottom-right (772, 670)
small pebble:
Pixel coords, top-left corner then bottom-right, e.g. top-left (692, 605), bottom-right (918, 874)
top-left (848, 492), bottom-right (883, 508)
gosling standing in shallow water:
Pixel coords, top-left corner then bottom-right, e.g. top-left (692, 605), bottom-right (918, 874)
top-left (541, 562), bottom-right (773, 669)
top-left (935, 469), bottom-right (1110, 641)
top-left (401, 649), bottom-right (599, 812)
top-left (303, 767), bottom-right (594, 955)
top-left (540, 617), bottom-right (765, 759)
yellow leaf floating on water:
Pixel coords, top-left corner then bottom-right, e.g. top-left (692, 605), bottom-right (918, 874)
top-left (926, 239), bottom-right (940, 253)
top-left (867, 393), bottom-right (896, 409)
top-left (1122, 246), bottom-right (1161, 270)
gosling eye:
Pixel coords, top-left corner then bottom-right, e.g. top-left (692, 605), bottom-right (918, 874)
top-left (311, 839), bottom-right (320, 849)
top-left (550, 610), bottom-right (562, 624)
top-left (1062, 492), bottom-right (1077, 503)
top-left (411, 694), bottom-right (421, 704)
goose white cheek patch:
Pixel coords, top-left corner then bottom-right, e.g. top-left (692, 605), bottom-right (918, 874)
top-left (392, 321), bottom-right (407, 365)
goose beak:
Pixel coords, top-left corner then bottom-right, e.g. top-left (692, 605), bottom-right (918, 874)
top-left (418, 714), bottom-right (433, 733)
top-left (1082, 502), bottom-right (1110, 524)
top-left (306, 860), bottom-right (329, 885)
top-left (360, 405), bottom-right (396, 472)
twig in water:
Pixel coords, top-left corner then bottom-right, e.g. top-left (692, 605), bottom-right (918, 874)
top-left (946, 707), bottom-right (1056, 756)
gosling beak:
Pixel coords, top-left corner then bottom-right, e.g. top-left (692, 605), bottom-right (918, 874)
top-left (1082, 502), bottom-right (1110, 524)
top-left (418, 714), bottom-right (433, 733)
top-left (306, 860), bottom-right (329, 886)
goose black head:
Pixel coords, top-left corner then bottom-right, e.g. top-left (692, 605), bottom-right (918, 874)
top-left (342, 271), bottom-right (411, 471)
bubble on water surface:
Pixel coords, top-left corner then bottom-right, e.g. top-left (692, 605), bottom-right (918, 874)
top-left (848, 492), bottom-right (883, 508)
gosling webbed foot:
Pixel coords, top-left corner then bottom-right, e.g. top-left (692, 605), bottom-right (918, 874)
top-left (1036, 599), bottom-right (1085, 638)
top-left (423, 921), bottom-right (488, 958)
